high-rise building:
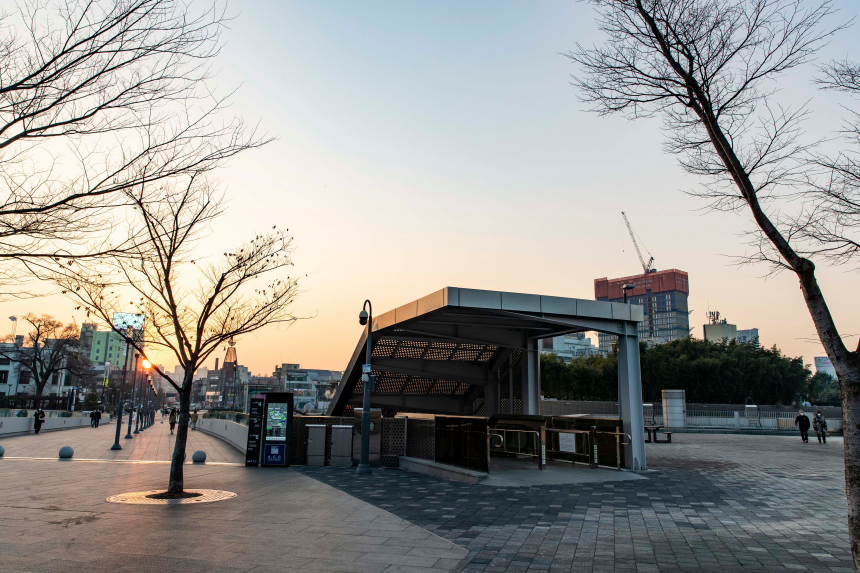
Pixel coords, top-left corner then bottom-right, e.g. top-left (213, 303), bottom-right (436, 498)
top-left (815, 356), bottom-right (837, 380)
top-left (595, 269), bottom-right (690, 352)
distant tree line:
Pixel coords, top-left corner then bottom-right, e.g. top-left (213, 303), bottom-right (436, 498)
top-left (541, 338), bottom-right (836, 406)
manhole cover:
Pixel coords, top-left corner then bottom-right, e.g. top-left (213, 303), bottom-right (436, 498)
top-left (106, 489), bottom-right (237, 505)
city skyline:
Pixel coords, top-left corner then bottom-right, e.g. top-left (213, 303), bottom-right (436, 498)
top-left (0, 0), bottom-right (858, 375)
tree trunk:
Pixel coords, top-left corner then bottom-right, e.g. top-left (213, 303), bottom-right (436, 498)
top-left (839, 365), bottom-right (860, 571)
top-left (167, 374), bottom-right (194, 494)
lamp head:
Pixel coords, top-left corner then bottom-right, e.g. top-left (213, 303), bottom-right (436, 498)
top-left (358, 309), bottom-right (368, 326)
top-left (623, 284), bottom-right (635, 291)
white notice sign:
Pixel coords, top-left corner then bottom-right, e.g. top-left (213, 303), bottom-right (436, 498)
top-left (558, 432), bottom-right (577, 453)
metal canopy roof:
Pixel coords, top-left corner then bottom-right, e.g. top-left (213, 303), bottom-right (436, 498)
top-left (326, 287), bottom-right (644, 417)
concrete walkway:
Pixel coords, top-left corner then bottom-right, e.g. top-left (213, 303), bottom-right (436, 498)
top-left (0, 420), bottom-right (469, 572)
top-left (0, 415), bottom-right (243, 462)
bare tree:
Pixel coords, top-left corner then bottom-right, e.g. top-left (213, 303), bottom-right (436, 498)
top-left (0, 0), bottom-right (269, 298)
top-left (567, 0), bottom-right (860, 565)
top-left (57, 181), bottom-right (301, 495)
top-left (0, 314), bottom-right (91, 409)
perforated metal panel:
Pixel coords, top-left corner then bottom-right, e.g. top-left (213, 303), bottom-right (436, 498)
top-left (381, 417), bottom-right (406, 467)
top-left (406, 418), bottom-right (435, 461)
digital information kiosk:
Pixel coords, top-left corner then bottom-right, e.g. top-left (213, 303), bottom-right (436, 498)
top-left (261, 392), bottom-right (293, 467)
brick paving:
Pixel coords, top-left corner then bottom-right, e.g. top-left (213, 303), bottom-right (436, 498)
top-left (298, 434), bottom-right (852, 572)
top-left (0, 421), bottom-right (468, 572)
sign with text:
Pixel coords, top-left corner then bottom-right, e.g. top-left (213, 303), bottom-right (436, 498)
top-left (245, 398), bottom-right (265, 467)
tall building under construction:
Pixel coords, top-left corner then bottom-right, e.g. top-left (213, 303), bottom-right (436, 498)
top-left (595, 269), bottom-right (690, 352)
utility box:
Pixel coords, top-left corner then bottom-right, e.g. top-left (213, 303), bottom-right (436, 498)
top-left (331, 425), bottom-right (353, 467)
top-left (662, 389), bottom-right (686, 428)
top-left (306, 424), bottom-right (326, 466)
top-left (352, 409), bottom-right (382, 467)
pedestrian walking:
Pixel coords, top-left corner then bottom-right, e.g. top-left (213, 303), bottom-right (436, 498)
top-left (190, 409), bottom-right (198, 431)
top-left (94, 409), bottom-right (101, 428)
top-left (169, 408), bottom-right (177, 434)
top-left (795, 410), bottom-right (811, 443)
top-left (813, 410), bottom-right (828, 444)
top-left (89, 410), bottom-right (96, 428)
top-left (33, 409), bottom-right (45, 434)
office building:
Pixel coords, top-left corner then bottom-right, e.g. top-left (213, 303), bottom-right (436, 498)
top-left (703, 312), bottom-right (759, 345)
top-left (539, 333), bottom-right (604, 362)
top-left (737, 328), bottom-right (760, 345)
top-left (595, 269), bottom-right (690, 352)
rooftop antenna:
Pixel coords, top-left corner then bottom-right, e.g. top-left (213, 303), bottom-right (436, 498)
top-left (621, 212), bottom-right (655, 273)
top-left (8, 316), bottom-right (17, 339)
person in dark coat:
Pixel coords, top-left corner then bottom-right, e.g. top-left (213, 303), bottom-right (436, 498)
top-left (89, 410), bottom-right (96, 428)
top-left (168, 408), bottom-right (177, 434)
top-left (94, 409), bottom-right (101, 428)
top-left (795, 410), bottom-right (811, 443)
top-left (33, 409), bottom-right (46, 434)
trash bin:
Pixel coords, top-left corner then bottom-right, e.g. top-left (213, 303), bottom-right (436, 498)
top-left (306, 424), bottom-right (326, 466)
top-left (331, 425), bottom-right (353, 467)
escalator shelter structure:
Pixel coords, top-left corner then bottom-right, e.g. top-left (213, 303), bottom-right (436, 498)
top-left (327, 287), bottom-right (648, 470)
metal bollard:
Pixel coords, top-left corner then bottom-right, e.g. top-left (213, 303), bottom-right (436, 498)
top-left (589, 426), bottom-right (598, 469)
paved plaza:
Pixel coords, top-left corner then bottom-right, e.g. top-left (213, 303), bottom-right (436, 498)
top-left (0, 421), bottom-right (468, 573)
top-left (302, 433), bottom-right (851, 572)
top-left (0, 423), bottom-right (852, 572)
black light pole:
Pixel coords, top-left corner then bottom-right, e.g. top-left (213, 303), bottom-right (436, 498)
top-left (126, 354), bottom-right (139, 439)
top-left (111, 342), bottom-right (131, 450)
top-left (137, 360), bottom-right (151, 432)
top-left (356, 300), bottom-right (374, 475)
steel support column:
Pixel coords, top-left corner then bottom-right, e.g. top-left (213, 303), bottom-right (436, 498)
top-left (521, 337), bottom-right (540, 415)
top-left (484, 377), bottom-right (499, 418)
top-left (617, 323), bottom-right (646, 470)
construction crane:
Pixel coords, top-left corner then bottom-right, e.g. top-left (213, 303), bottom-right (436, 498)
top-left (621, 211), bottom-right (655, 273)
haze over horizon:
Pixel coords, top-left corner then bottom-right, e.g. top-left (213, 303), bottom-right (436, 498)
top-left (2, 0), bottom-right (858, 377)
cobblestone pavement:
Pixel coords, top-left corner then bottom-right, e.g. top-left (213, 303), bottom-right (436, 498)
top-left (0, 415), bottom-right (243, 462)
top-left (298, 433), bottom-right (851, 572)
top-left (0, 422), bottom-right (468, 573)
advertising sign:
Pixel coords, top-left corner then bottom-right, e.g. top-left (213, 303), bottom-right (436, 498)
top-left (245, 398), bottom-right (265, 467)
top-left (112, 312), bottom-right (145, 341)
top-left (261, 392), bottom-right (293, 467)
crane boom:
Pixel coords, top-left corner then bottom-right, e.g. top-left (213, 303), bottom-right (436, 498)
top-left (621, 211), bottom-right (655, 273)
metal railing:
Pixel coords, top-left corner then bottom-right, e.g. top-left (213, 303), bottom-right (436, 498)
top-left (490, 427), bottom-right (632, 471)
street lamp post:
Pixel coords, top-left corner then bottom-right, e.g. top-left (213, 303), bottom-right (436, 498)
top-left (622, 284), bottom-right (635, 304)
top-left (137, 360), bottom-right (151, 432)
top-left (126, 354), bottom-right (139, 439)
top-left (111, 342), bottom-right (131, 450)
top-left (356, 300), bottom-right (374, 475)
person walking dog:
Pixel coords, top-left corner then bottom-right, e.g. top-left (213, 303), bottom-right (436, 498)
top-left (795, 410), bottom-right (811, 443)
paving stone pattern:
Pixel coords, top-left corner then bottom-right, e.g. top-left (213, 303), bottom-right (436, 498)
top-left (298, 434), bottom-right (852, 572)
top-left (0, 422), bottom-right (468, 572)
